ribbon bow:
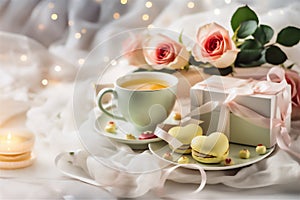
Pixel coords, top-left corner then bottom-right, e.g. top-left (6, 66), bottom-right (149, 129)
top-left (190, 67), bottom-right (300, 159)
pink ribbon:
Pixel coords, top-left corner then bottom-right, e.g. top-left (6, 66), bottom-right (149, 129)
top-left (154, 118), bottom-right (203, 150)
top-left (154, 124), bottom-right (183, 150)
top-left (155, 164), bottom-right (207, 197)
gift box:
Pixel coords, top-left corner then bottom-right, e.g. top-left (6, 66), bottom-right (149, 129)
top-left (190, 75), bottom-right (291, 148)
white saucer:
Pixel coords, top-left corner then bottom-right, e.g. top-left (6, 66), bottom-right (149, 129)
top-left (94, 108), bottom-right (180, 150)
top-left (149, 141), bottom-right (275, 170)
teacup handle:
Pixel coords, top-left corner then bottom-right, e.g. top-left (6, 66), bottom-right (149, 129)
top-left (97, 88), bottom-right (126, 121)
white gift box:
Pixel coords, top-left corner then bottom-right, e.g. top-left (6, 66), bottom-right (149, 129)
top-left (190, 75), bottom-right (291, 148)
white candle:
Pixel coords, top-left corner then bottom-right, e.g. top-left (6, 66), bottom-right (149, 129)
top-left (0, 130), bottom-right (35, 155)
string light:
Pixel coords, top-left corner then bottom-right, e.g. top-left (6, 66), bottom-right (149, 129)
top-left (145, 1), bottom-right (152, 8)
top-left (120, 0), bottom-right (127, 4)
top-left (103, 56), bottom-right (110, 62)
top-left (41, 79), bottom-right (48, 86)
top-left (74, 32), bottom-right (82, 39)
top-left (280, 10), bottom-right (284, 15)
top-left (54, 65), bottom-right (62, 72)
top-left (68, 20), bottom-right (74, 26)
top-left (48, 2), bottom-right (55, 9)
top-left (20, 54), bottom-right (28, 62)
top-left (148, 24), bottom-right (154, 29)
top-left (187, 2), bottom-right (195, 8)
top-left (142, 14), bottom-right (149, 21)
top-left (268, 11), bottom-right (272, 16)
top-left (214, 8), bottom-right (220, 15)
top-left (51, 13), bottom-right (58, 21)
top-left (224, 0), bottom-right (231, 4)
top-left (81, 28), bottom-right (87, 34)
top-left (38, 24), bottom-right (45, 30)
top-left (110, 59), bottom-right (117, 66)
top-left (113, 12), bottom-right (120, 19)
top-left (78, 58), bottom-right (85, 65)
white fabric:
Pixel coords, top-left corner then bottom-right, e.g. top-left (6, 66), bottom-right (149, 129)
top-left (0, 0), bottom-right (300, 199)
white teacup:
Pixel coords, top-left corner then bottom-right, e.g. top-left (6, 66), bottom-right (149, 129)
top-left (97, 72), bottom-right (178, 132)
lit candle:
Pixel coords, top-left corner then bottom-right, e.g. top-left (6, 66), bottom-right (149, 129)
top-left (0, 130), bottom-right (35, 155)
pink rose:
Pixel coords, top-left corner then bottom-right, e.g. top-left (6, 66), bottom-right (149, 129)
top-left (122, 34), bottom-right (148, 68)
top-left (143, 34), bottom-right (190, 70)
top-left (285, 70), bottom-right (300, 107)
top-left (192, 22), bottom-right (239, 68)
top-left (269, 69), bottom-right (300, 107)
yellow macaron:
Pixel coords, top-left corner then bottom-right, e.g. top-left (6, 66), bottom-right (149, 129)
top-left (191, 132), bottom-right (229, 164)
top-left (168, 124), bottom-right (203, 154)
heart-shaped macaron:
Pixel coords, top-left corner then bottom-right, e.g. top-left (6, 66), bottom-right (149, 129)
top-left (168, 124), bottom-right (203, 154)
top-left (191, 132), bottom-right (229, 163)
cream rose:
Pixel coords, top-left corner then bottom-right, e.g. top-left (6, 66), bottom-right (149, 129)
top-left (192, 22), bottom-right (239, 68)
top-left (267, 69), bottom-right (300, 107)
top-left (284, 70), bottom-right (300, 107)
top-left (143, 34), bottom-right (190, 70)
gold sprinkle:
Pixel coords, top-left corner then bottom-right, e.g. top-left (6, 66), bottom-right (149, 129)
top-left (173, 113), bottom-right (182, 120)
top-left (81, 28), bottom-right (87, 34)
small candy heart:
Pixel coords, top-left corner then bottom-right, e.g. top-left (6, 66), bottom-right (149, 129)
top-left (191, 132), bottom-right (229, 164)
top-left (168, 124), bottom-right (203, 154)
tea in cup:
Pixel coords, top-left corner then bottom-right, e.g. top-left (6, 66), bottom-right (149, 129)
top-left (97, 72), bottom-right (178, 131)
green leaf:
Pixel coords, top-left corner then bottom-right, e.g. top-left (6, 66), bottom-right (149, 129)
top-left (203, 66), bottom-right (233, 76)
top-left (235, 40), bottom-right (265, 66)
top-left (236, 49), bottom-right (262, 63)
top-left (287, 63), bottom-right (294, 69)
top-left (237, 49), bottom-right (266, 67)
top-left (265, 45), bottom-right (287, 65)
top-left (236, 59), bottom-right (266, 67)
top-left (237, 20), bottom-right (258, 38)
top-left (231, 5), bottom-right (259, 31)
top-left (276, 26), bottom-right (300, 47)
top-left (239, 39), bottom-right (262, 49)
top-left (179, 29), bottom-right (184, 44)
top-left (253, 24), bottom-right (274, 45)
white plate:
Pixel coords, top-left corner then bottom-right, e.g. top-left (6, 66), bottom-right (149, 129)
top-left (94, 107), bottom-right (180, 149)
top-left (149, 141), bottom-right (275, 170)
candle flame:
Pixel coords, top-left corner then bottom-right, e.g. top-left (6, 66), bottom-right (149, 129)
top-left (7, 132), bottom-right (12, 141)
